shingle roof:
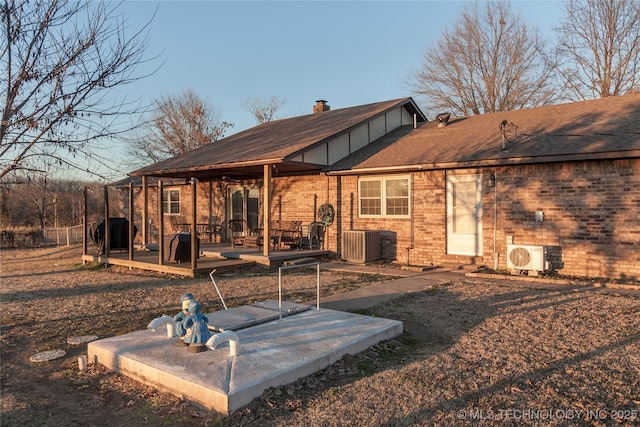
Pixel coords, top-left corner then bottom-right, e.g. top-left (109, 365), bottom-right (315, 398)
top-left (129, 98), bottom-right (425, 179)
top-left (339, 94), bottom-right (640, 173)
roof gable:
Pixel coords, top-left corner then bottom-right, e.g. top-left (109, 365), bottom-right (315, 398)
top-left (289, 102), bottom-right (418, 165)
top-left (130, 98), bottom-right (426, 179)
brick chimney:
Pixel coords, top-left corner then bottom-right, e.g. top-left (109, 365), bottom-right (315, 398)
top-left (313, 100), bottom-right (330, 114)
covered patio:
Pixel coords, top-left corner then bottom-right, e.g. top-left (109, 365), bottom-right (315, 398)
top-left (84, 99), bottom-right (425, 275)
top-left (81, 156), bottom-right (330, 276)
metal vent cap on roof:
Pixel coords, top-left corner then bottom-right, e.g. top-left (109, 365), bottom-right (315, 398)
top-left (436, 112), bottom-right (450, 127)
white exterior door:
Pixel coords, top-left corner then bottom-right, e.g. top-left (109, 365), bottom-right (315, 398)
top-left (446, 174), bottom-right (483, 256)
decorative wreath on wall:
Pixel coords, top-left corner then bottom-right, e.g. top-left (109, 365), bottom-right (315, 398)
top-left (318, 203), bottom-right (335, 226)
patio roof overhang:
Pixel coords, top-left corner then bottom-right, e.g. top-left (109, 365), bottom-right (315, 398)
top-left (128, 159), bottom-right (325, 181)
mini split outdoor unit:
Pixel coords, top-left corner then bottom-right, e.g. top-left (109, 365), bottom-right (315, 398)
top-left (506, 244), bottom-right (549, 272)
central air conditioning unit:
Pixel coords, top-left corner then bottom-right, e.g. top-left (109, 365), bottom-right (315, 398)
top-left (341, 230), bottom-right (380, 263)
top-left (507, 244), bottom-right (548, 272)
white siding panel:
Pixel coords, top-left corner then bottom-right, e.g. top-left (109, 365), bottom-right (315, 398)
top-left (401, 107), bottom-right (413, 125)
top-left (304, 143), bottom-right (328, 165)
top-left (370, 115), bottom-right (386, 141)
top-left (386, 108), bottom-right (401, 131)
top-left (328, 134), bottom-right (350, 164)
top-left (351, 125), bottom-right (369, 152)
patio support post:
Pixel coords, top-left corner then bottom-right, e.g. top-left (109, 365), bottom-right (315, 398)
top-left (158, 181), bottom-right (164, 265)
top-left (142, 175), bottom-right (148, 247)
top-left (191, 178), bottom-right (198, 270)
top-left (83, 187), bottom-right (88, 258)
top-left (208, 180), bottom-right (213, 230)
top-left (103, 185), bottom-right (109, 261)
top-left (129, 182), bottom-right (134, 261)
top-left (263, 164), bottom-right (271, 257)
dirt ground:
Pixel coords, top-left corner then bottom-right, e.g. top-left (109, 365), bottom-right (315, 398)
top-left (1, 246), bottom-right (639, 426)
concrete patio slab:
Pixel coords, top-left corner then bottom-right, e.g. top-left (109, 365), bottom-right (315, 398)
top-left (88, 306), bottom-right (402, 414)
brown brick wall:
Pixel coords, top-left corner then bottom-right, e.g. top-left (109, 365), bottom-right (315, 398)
top-left (324, 159), bottom-right (639, 279)
top-left (487, 159), bottom-right (640, 279)
top-left (327, 159), bottom-right (639, 279)
top-left (120, 158), bottom-right (639, 280)
top-left (270, 175), bottom-right (334, 250)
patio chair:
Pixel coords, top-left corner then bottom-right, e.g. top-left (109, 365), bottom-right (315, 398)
top-left (300, 221), bottom-right (324, 250)
top-left (196, 216), bottom-right (221, 242)
top-left (228, 219), bottom-right (247, 248)
top-left (310, 221), bottom-right (324, 250)
top-left (277, 220), bottom-right (302, 249)
top-left (168, 215), bottom-right (189, 233)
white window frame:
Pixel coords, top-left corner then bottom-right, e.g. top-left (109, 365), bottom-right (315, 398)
top-left (358, 175), bottom-right (410, 218)
top-left (162, 188), bottom-right (181, 215)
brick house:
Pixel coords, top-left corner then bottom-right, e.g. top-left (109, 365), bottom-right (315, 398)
top-left (121, 98), bottom-right (426, 251)
top-left (125, 94), bottom-right (640, 279)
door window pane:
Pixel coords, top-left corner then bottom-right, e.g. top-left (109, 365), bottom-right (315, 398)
top-left (247, 189), bottom-right (259, 231)
top-left (231, 189), bottom-right (244, 221)
top-left (452, 181), bottom-right (475, 233)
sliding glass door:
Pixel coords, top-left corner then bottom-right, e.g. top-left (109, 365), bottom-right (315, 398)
top-left (229, 186), bottom-right (259, 232)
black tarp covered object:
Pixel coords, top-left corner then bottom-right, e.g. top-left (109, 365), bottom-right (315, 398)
top-left (89, 218), bottom-right (137, 254)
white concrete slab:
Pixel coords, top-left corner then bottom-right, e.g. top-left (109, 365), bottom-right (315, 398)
top-left (88, 308), bottom-right (402, 414)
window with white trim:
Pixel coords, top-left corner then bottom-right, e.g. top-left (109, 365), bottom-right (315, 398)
top-left (162, 189), bottom-right (180, 214)
top-left (359, 176), bottom-right (410, 217)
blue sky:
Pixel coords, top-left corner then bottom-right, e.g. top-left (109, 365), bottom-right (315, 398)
top-left (119, 1), bottom-right (563, 131)
top-left (104, 0), bottom-right (563, 179)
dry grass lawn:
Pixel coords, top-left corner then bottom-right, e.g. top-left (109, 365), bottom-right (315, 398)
top-left (1, 245), bottom-right (639, 426)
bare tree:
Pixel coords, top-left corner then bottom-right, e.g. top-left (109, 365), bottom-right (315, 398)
top-left (242, 95), bottom-right (287, 124)
top-left (1, 168), bottom-right (106, 229)
top-left (0, 169), bottom-right (52, 229)
top-left (128, 89), bottom-right (233, 165)
top-left (555, 0), bottom-right (640, 100)
top-left (0, 0), bottom-right (157, 180)
top-left (404, 0), bottom-right (558, 117)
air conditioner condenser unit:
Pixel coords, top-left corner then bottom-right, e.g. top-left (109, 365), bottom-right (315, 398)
top-left (341, 230), bottom-right (381, 263)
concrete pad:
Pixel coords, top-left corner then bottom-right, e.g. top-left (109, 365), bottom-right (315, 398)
top-left (88, 307), bottom-right (402, 414)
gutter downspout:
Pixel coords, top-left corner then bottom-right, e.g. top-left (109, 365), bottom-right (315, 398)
top-left (406, 172), bottom-right (415, 266)
top-left (404, 119), bottom-right (418, 266)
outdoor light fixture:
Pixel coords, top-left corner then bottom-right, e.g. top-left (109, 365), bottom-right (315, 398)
top-left (488, 173), bottom-right (496, 188)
